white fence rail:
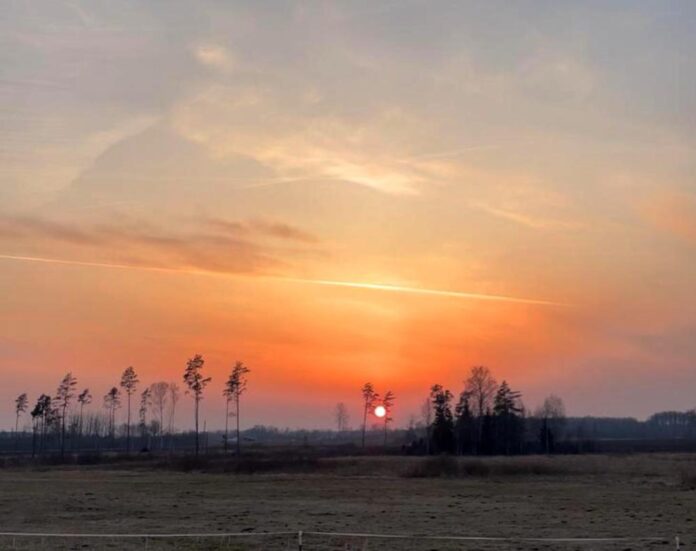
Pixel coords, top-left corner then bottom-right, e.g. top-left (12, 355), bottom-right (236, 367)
top-left (0, 530), bottom-right (682, 550)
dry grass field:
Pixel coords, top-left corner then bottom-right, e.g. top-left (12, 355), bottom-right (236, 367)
top-left (0, 454), bottom-right (694, 550)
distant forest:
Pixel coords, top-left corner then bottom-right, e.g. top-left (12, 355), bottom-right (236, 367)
top-left (2, 360), bottom-right (696, 457)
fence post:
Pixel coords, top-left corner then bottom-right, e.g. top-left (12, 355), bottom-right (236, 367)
top-left (298, 530), bottom-right (303, 551)
top-left (675, 536), bottom-right (680, 550)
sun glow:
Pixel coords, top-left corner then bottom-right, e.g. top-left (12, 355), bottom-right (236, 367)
top-left (374, 405), bottom-right (386, 418)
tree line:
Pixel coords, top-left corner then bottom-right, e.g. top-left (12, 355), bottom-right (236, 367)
top-left (11, 354), bottom-right (251, 458)
top-left (9, 361), bottom-right (695, 458)
top-left (407, 366), bottom-right (566, 455)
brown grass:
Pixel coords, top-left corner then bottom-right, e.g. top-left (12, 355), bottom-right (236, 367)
top-left (0, 453), bottom-right (694, 550)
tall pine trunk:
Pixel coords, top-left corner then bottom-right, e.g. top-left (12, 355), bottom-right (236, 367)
top-left (60, 404), bottom-right (67, 459)
top-left (224, 397), bottom-right (230, 453)
top-left (361, 401), bottom-right (368, 448)
top-left (194, 395), bottom-right (199, 456)
top-left (235, 394), bottom-right (241, 456)
top-left (126, 393), bottom-right (131, 453)
top-left (14, 413), bottom-right (19, 452)
top-left (78, 403), bottom-right (84, 451)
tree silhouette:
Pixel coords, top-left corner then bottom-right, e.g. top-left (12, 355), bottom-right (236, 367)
top-left (420, 397), bottom-right (432, 454)
top-left (334, 402), bottom-right (349, 432)
top-left (139, 387), bottom-right (152, 449)
top-left (381, 390), bottom-right (395, 447)
top-left (535, 394), bottom-right (566, 453)
top-left (149, 382), bottom-right (169, 449)
top-left (55, 372), bottom-right (77, 458)
top-left (119, 366), bottom-right (139, 452)
top-left (30, 395), bottom-right (48, 457)
top-left (183, 354), bottom-right (211, 456)
top-left (14, 393), bottom-right (28, 451)
top-left (454, 391), bottom-right (475, 455)
top-left (77, 388), bottom-right (92, 445)
top-left (360, 383), bottom-right (378, 449)
top-left (223, 361), bottom-right (250, 455)
top-left (464, 366), bottom-right (497, 452)
top-left (30, 394), bottom-right (54, 455)
top-left (222, 374), bottom-right (233, 452)
top-left (167, 382), bottom-right (180, 448)
top-left (465, 366), bottom-right (497, 418)
top-left (430, 384), bottom-right (455, 454)
top-left (103, 387), bottom-right (121, 442)
top-left (492, 381), bottom-right (524, 454)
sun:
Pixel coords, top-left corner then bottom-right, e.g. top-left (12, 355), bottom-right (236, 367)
top-left (374, 405), bottom-right (386, 418)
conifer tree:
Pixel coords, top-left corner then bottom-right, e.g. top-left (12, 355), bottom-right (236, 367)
top-left (119, 366), bottom-right (139, 452)
top-left (183, 354), bottom-right (211, 456)
top-left (55, 373), bottom-right (77, 458)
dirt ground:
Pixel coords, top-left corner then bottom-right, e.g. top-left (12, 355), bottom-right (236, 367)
top-left (0, 454), bottom-right (693, 550)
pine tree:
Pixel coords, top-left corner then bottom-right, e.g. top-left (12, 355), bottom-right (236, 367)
top-left (360, 383), bottom-right (378, 449)
top-left (14, 393), bottom-right (28, 451)
top-left (492, 381), bottom-right (524, 455)
top-left (183, 354), bottom-right (211, 456)
top-left (119, 367), bottom-right (139, 453)
top-left (454, 391), bottom-right (475, 455)
top-left (103, 387), bottom-right (121, 442)
top-left (139, 387), bottom-right (152, 449)
top-left (430, 384), bottom-right (455, 454)
top-left (381, 390), bottom-right (396, 447)
top-left (55, 373), bottom-right (77, 459)
top-left (77, 389), bottom-right (92, 445)
top-left (223, 361), bottom-right (250, 455)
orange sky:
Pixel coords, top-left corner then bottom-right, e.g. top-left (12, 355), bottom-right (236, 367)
top-left (2, 1), bottom-right (696, 429)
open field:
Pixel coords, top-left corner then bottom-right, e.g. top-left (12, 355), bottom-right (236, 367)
top-left (0, 454), bottom-right (694, 550)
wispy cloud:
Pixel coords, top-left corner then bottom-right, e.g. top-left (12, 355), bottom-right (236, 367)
top-left (194, 44), bottom-right (237, 72)
top-left (170, 86), bottom-right (457, 195)
top-left (472, 202), bottom-right (582, 230)
top-left (206, 218), bottom-right (319, 244)
top-left (0, 214), bottom-right (321, 275)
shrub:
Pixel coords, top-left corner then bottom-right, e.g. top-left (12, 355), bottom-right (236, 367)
top-left (403, 455), bottom-right (460, 478)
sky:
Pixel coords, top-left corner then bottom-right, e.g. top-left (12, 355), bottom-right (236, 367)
top-left (1, 1), bottom-right (696, 429)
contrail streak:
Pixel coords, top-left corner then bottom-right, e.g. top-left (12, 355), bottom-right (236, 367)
top-left (0, 254), bottom-right (568, 306)
top-left (0, 254), bottom-right (211, 276)
top-left (279, 278), bottom-right (568, 306)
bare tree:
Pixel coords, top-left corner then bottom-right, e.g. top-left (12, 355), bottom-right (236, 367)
top-left (149, 382), bottom-right (169, 449)
top-left (464, 366), bottom-right (497, 417)
top-left (360, 383), bottom-right (379, 449)
top-left (14, 393), bottom-right (28, 451)
top-left (223, 361), bottom-right (250, 455)
top-left (222, 375), bottom-right (233, 452)
top-left (139, 388), bottom-right (152, 449)
top-left (536, 394), bottom-right (566, 420)
top-left (103, 387), bottom-right (121, 442)
top-left (167, 382), bottom-right (180, 447)
top-left (55, 373), bottom-right (77, 458)
top-left (334, 402), bottom-right (349, 432)
top-left (535, 394), bottom-right (566, 453)
top-left (381, 391), bottom-right (395, 447)
top-left (420, 396), bottom-right (432, 454)
top-left (464, 366), bottom-right (497, 452)
top-left (77, 389), bottom-right (92, 443)
top-left (119, 366), bottom-right (139, 453)
top-left (183, 354), bottom-right (211, 456)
